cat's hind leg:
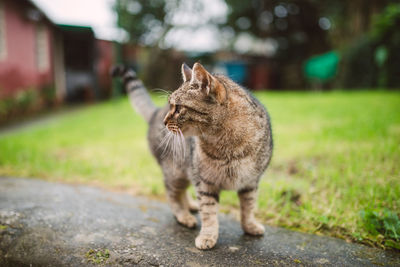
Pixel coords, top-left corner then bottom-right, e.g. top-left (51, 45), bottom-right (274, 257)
top-left (163, 173), bottom-right (197, 228)
top-left (238, 186), bottom-right (265, 235)
top-left (186, 191), bottom-right (199, 212)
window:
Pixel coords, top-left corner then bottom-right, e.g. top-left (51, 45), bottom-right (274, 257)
top-left (0, 0), bottom-right (6, 61)
top-left (35, 23), bottom-right (49, 71)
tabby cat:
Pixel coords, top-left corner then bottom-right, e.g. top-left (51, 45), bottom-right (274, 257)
top-left (112, 63), bottom-right (273, 249)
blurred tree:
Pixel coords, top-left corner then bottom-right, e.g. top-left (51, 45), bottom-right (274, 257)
top-left (222, 0), bottom-right (331, 88)
top-left (223, 0), bottom-right (329, 59)
top-left (115, 0), bottom-right (400, 89)
top-left (370, 3), bottom-right (400, 87)
top-left (116, 0), bottom-right (172, 46)
top-left (115, 0), bottom-right (176, 89)
top-left (114, 0), bottom-right (211, 90)
top-left (313, 0), bottom-right (396, 48)
top-left (339, 3), bottom-right (400, 88)
top-left (221, 0), bottom-right (399, 88)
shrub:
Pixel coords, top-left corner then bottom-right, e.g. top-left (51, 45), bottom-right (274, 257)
top-left (14, 88), bottom-right (39, 112)
top-left (40, 84), bottom-right (56, 107)
top-left (340, 37), bottom-right (378, 88)
top-left (0, 98), bottom-right (16, 117)
top-left (339, 4), bottom-right (400, 89)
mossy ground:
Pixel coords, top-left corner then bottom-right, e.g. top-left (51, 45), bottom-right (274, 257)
top-left (85, 249), bottom-right (110, 264)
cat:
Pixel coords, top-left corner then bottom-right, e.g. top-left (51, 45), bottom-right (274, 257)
top-left (112, 63), bottom-right (273, 249)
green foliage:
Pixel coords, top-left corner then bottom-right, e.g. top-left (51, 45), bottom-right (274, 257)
top-left (40, 84), bottom-right (56, 107)
top-left (115, 0), bottom-right (169, 45)
top-left (15, 89), bottom-right (38, 111)
top-left (371, 3), bottom-right (400, 88)
top-left (0, 88), bottom-right (39, 121)
top-left (223, 0), bottom-right (329, 60)
top-left (0, 85), bottom-right (58, 124)
top-left (340, 37), bottom-right (378, 88)
top-left (0, 98), bottom-right (15, 117)
top-left (371, 3), bottom-right (400, 40)
top-left (340, 3), bottom-right (400, 88)
top-left (361, 209), bottom-right (400, 249)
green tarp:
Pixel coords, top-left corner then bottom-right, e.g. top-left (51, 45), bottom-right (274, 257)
top-left (304, 51), bottom-right (340, 81)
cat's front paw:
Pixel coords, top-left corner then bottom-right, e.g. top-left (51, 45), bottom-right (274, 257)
top-left (195, 234), bottom-right (217, 250)
top-left (242, 221), bottom-right (265, 236)
top-left (176, 213), bottom-right (197, 228)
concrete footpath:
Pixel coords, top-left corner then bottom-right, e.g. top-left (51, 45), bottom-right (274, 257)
top-left (0, 177), bottom-right (399, 266)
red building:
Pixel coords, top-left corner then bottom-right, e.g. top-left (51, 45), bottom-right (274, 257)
top-left (0, 0), bottom-right (115, 103)
top-left (0, 0), bottom-right (60, 98)
top-left (97, 39), bottom-right (114, 99)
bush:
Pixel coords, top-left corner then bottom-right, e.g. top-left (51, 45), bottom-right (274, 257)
top-left (340, 37), bottom-right (378, 88)
top-left (14, 88), bottom-right (39, 112)
top-left (40, 84), bottom-right (56, 107)
top-left (339, 4), bottom-right (400, 89)
top-left (0, 98), bottom-right (16, 117)
top-left (371, 4), bottom-right (400, 88)
top-left (0, 85), bottom-right (56, 125)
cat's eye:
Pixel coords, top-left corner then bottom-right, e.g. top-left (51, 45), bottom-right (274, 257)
top-left (175, 105), bottom-right (181, 114)
top-left (190, 84), bottom-right (200, 90)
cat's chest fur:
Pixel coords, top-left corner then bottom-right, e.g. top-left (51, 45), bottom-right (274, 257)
top-left (189, 137), bottom-right (261, 190)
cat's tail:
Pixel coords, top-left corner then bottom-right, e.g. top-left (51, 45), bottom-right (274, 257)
top-left (111, 65), bottom-right (158, 123)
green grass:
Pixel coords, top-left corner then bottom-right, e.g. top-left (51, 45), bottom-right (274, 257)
top-left (0, 91), bottom-right (399, 249)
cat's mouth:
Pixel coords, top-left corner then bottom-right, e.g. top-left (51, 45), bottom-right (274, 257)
top-left (166, 122), bottom-right (181, 134)
top-left (159, 121), bottom-right (186, 162)
top-left (163, 104), bottom-right (182, 134)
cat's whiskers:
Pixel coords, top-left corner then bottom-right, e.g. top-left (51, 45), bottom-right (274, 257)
top-left (178, 131), bottom-right (184, 164)
top-left (179, 129), bottom-right (186, 160)
top-left (158, 128), bottom-right (171, 150)
top-left (172, 132), bottom-right (178, 168)
top-left (152, 88), bottom-right (171, 95)
top-left (164, 133), bottom-right (173, 158)
top-left (160, 123), bottom-right (186, 166)
top-left (152, 88), bottom-right (171, 99)
top-left (172, 132), bottom-right (177, 163)
top-left (176, 133), bottom-right (181, 162)
top-left (160, 131), bottom-right (174, 159)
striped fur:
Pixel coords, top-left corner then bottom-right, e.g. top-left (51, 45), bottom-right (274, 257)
top-left (112, 63), bottom-right (273, 250)
top-left (111, 65), bottom-right (157, 123)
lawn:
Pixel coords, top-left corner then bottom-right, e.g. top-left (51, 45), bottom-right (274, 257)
top-left (0, 91), bottom-right (399, 250)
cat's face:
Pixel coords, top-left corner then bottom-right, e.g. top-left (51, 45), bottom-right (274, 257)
top-left (163, 63), bottom-right (227, 136)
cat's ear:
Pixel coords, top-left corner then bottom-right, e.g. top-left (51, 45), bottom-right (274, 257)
top-left (191, 63), bottom-right (226, 103)
top-left (181, 63), bottom-right (192, 82)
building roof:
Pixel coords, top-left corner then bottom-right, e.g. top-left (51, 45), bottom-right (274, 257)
top-left (58, 24), bottom-right (94, 34)
top-left (22, 0), bottom-right (95, 33)
top-left (23, 0), bottom-right (56, 26)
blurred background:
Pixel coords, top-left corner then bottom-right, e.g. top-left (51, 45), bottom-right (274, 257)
top-left (1, 0), bottom-right (400, 121)
top-left (0, 0), bottom-right (399, 250)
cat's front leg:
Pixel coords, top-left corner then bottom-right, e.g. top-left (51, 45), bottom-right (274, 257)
top-left (195, 183), bottom-right (220, 250)
top-left (238, 187), bottom-right (265, 235)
